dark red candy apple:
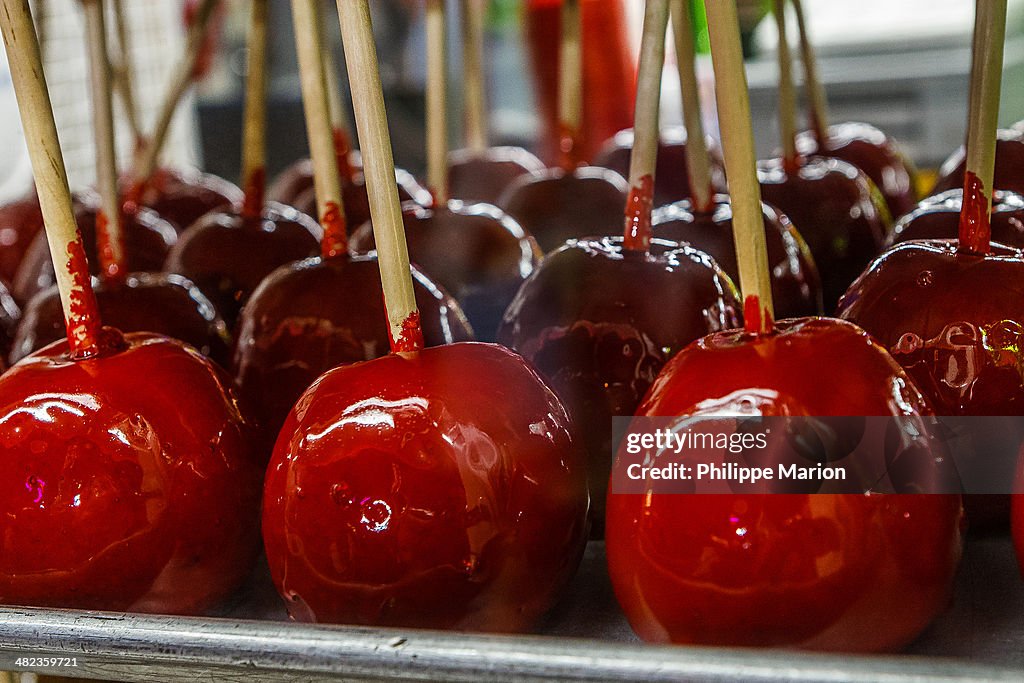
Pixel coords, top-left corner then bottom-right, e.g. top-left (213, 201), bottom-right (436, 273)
top-left (13, 201), bottom-right (177, 304)
top-left (606, 317), bottom-right (964, 651)
top-left (0, 280), bottom-right (19, 363)
top-left (498, 167), bottom-right (628, 252)
top-left (594, 126), bottom-right (726, 207)
top-left (932, 128), bottom-right (1024, 197)
top-left (758, 156), bottom-right (889, 308)
top-left (497, 236), bottom-right (741, 535)
top-left (0, 330), bottom-right (262, 613)
top-left (268, 154), bottom-right (431, 232)
top-left (447, 146), bottom-right (546, 205)
top-left (261, 341), bottom-right (590, 631)
top-left (130, 166), bottom-right (243, 233)
top-left (349, 201), bottom-right (541, 340)
top-left (11, 273), bottom-right (231, 367)
top-left (888, 189), bottom-right (1024, 248)
top-left (164, 202), bottom-right (321, 327)
top-left (838, 240), bottom-right (1024, 528)
top-left (233, 254), bottom-right (474, 440)
top-left (652, 196), bottom-right (822, 318)
top-left (796, 122), bottom-right (918, 219)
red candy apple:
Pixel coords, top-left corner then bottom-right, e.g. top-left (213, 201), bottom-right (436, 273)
top-left (759, 156), bottom-right (889, 308)
top-left (932, 128), bottom-right (1024, 197)
top-left (606, 318), bottom-right (964, 651)
top-left (447, 146), bottom-right (546, 205)
top-left (0, 331), bottom-right (262, 613)
top-left (796, 122), bottom-right (917, 220)
top-left (13, 196), bottom-right (177, 303)
top-left (127, 165), bottom-right (243, 233)
top-left (262, 0), bottom-right (588, 632)
top-left (606, 2), bottom-right (963, 652)
top-left (164, 202), bottom-right (321, 327)
top-left (652, 196), bottom-right (821, 318)
top-left (12, 272), bottom-right (230, 366)
top-left (888, 189), bottom-right (1024, 247)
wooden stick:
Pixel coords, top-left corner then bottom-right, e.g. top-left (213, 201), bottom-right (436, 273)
top-left (425, 0), bottom-right (448, 202)
top-left (111, 0), bottom-right (143, 148)
top-left (705, 0), bottom-right (774, 334)
top-left (772, 0), bottom-right (798, 170)
top-left (336, 0), bottom-right (423, 352)
top-left (461, 0), bottom-right (488, 152)
top-left (130, 0), bottom-right (218, 184)
top-left (557, 0), bottom-right (582, 169)
top-left (622, 0), bottom-right (670, 253)
top-left (240, 0), bottom-right (268, 219)
top-left (959, 0), bottom-right (1007, 255)
top-left (321, 14), bottom-right (355, 182)
top-left (671, 0), bottom-right (712, 211)
top-left (791, 0), bottom-right (828, 144)
top-left (293, 0), bottom-right (347, 257)
top-left (1, 0), bottom-right (102, 356)
top-left (83, 0), bottom-right (126, 282)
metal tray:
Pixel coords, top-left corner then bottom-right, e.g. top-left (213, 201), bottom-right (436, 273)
top-left (0, 538), bottom-right (1022, 682)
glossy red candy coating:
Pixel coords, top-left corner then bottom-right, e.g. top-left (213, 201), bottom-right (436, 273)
top-left (887, 189), bottom-right (1024, 248)
top-left (262, 342), bottom-right (590, 631)
top-left (13, 202), bottom-right (177, 304)
top-left (498, 167), bottom-right (628, 253)
top-left (838, 241), bottom-right (1024, 528)
top-left (497, 237), bottom-right (741, 535)
top-left (133, 167), bottom-right (243, 233)
top-left (606, 317), bottom-right (964, 651)
top-left (447, 146), bottom-right (546, 205)
top-left (594, 126), bottom-right (727, 207)
top-left (652, 197), bottom-right (822, 319)
top-left (0, 331), bottom-right (262, 613)
top-left (839, 240), bottom-right (1024, 415)
top-left (11, 273), bottom-right (231, 366)
top-left (164, 202), bottom-right (321, 328)
top-left (0, 192), bottom-right (48, 284)
top-left (759, 156), bottom-right (890, 309)
top-left (350, 201), bottom-right (542, 341)
top-left (0, 281), bottom-right (20, 362)
top-left (796, 122), bottom-right (918, 219)
top-left (233, 254), bottom-right (473, 442)
top-left (268, 154), bottom-right (432, 232)
top-left (932, 129), bottom-right (1024, 197)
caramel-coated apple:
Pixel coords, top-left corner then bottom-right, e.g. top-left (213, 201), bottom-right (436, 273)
top-left (652, 196), bottom-right (821, 318)
top-left (164, 202), bottom-right (321, 327)
top-left (498, 236), bottom-right (741, 535)
top-left (606, 317), bottom-right (964, 651)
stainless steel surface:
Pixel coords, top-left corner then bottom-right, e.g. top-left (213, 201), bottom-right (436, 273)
top-left (0, 539), bottom-right (1021, 682)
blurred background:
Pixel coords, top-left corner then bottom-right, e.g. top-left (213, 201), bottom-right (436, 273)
top-left (1, 0), bottom-right (1023, 200)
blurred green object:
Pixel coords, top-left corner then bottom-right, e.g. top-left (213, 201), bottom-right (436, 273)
top-left (692, 0), bottom-right (769, 57)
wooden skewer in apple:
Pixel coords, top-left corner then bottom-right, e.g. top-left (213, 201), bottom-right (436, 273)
top-left (606, 0), bottom-right (963, 651)
top-left (348, 0), bottom-right (541, 340)
top-left (0, 0), bottom-right (261, 617)
top-left (260, 0), bottom-right (588, 631)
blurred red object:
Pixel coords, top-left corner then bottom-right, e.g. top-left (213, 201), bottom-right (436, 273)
top-left (182, 0), bottom-right (224, 80)
top-left (526, 0), bottom-right (636, 165)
